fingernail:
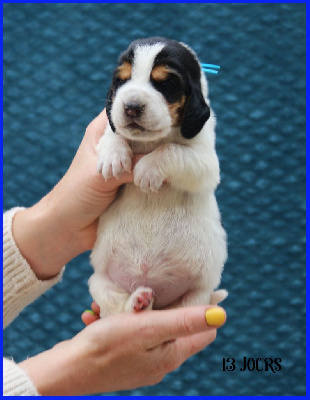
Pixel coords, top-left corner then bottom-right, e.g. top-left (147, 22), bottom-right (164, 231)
top-left (205, 307), bottom-right (226, 327)
top-left (84, 309), bottom-right (95, 316)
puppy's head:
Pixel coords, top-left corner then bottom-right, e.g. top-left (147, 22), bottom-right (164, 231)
top-left (106, 37), bottom-right (210, 141)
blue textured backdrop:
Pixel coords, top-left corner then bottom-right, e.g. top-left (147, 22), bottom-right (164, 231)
top-left (3, 3), bottom-right (306, 396)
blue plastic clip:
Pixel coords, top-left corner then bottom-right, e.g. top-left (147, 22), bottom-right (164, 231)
top-left (201, 63), bottom-right (221, 75)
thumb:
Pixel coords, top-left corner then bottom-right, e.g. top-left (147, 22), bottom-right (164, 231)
top-left (137, 306), bottom-right (226, 349)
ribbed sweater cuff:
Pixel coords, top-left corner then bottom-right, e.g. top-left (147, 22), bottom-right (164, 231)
top-left (3, 358), bottom-right (39, 396)
top-left (3, 207), bottom-right (65, 328)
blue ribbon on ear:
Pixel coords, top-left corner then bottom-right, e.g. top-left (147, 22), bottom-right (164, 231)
top-left (201, 63), bottom-right (221, 75)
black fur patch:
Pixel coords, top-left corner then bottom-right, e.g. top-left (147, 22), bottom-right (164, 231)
top-left (151, 73), bottom-right (184, 104)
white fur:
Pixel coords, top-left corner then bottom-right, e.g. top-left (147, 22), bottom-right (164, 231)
top-left (111, 81), bottom-right (172, 142)
top-left (132, 43), bottom-right (165, 82)
top-left (90, 42), bottom-right (227, 317)
top-left (111, 44), bottom-right (172, 142)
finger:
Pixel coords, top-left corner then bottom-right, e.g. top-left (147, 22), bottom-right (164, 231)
top-left (132, 154), bottom-right (144, 165)
top-left (149, 329), bottom-right (217, 374)
top-left (91, 301), bottom-right (100, 315)
top-left (86, 109), bottom-right (108, 141)
top-left (137, 305), bottom-right (226, 348)
top-left (81, 310), bottom-right (100, 326)
top-left (173, 328), bottom-right (217, 360)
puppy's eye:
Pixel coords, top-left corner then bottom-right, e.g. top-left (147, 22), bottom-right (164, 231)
top-left (155, 74), bottom-right (180, 88)
top-left (115, 76), bottom-right (125, 83)
top-left (151, 74), bottom-right (184, 103)
top-left (114, 76), bottom-right (128, 89)
top-left (116, 73), bottom-right (130, 82)
top-left (159, 78), bottom-right (175, 90)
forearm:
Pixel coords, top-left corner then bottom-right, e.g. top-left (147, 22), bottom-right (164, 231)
top-left (3, 208), bottom-right (64, 327)
top-left (19, 341), bottom-right (78, 396)
top-left (19, 337), bottom-right (110, 396)
top-left (12, 192), bottom-right (84, 281)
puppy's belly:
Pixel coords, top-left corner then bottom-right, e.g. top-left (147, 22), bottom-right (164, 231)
top-left (91, 185), bottom-right (226, 310)
top-left (106, 258), bottom-right (198, 309)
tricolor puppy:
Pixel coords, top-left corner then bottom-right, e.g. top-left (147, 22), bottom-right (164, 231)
top-left (89, 37), bottom-right (227, 317)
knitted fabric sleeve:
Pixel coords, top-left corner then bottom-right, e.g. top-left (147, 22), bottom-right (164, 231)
top-left (3, 207), bottom-right (65, 396)
top-left (3, 207), bottom-right (64, 328)
top-left (3, 358), bottom-right (39, 396)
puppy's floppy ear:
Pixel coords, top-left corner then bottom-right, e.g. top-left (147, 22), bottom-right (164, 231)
top-left (106, 86), bottom-right (116, 132)
top-left (181, 81), bottom-right (210, 139)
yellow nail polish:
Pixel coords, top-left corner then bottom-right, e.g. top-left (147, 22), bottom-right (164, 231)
top-left (205, 307), bottom-right (226, 327)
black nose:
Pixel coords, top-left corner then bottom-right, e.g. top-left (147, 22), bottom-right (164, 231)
top-left (124, 102), bottom-right (143, 118)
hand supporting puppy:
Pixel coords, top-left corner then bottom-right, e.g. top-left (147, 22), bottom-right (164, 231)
top-left (12, 110), bottom-right (142, 280)
top-left (20, 304), bottom-right (226, 396)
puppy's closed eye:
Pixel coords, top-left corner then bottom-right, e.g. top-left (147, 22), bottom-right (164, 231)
top-left (152, 74), bottom-right (184, 105)
top-left (152, 73), bottom-right (181, 89)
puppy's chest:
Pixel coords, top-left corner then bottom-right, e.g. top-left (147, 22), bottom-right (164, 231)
top-left (127, 137), bottom-right (177, 154)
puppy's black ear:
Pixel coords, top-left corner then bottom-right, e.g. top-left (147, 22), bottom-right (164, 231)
top-left (106, 86), bottom-right (116, 132)
top-left (181, 84), bottom-right (210, 139)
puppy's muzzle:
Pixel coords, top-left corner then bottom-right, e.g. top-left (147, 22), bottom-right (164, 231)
top-left (124, 101), bottom-right (144, 118)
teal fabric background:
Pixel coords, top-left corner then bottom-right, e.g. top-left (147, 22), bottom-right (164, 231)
top-left (3, 3), bottom-right (306, 396)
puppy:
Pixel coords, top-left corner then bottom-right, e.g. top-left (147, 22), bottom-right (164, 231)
top-left (89, 37), bottom-right (227, 317)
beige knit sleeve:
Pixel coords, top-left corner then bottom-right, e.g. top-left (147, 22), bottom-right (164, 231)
top-left (3, 207), bottom-right (66, 396)
top-left (3, 358), bottom-right (39, 396)
top-left (3, 207), bottom-right (64, 328)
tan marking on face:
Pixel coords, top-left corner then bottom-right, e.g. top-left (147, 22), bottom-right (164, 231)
top-left (168, 95), bottom-right (186, 126)
top-left (118, 62), bottom-right (132, 80)
top-left (151, 65), bottom-right (171, 81)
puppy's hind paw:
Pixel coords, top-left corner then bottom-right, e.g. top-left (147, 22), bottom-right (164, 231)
top-left (210, 289), bottom-right (228, 305)
top-left (127, 287), bottom-right (154, 312)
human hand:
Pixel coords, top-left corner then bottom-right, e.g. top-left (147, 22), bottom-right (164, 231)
top-left (81, 301), bottom-right (101, 325)
top-left (45, 109), bottom-right (143, 247)
top-left (13, 110), bottom-right (142, 279)
top-left (19, 305), bottom-right (226, 395)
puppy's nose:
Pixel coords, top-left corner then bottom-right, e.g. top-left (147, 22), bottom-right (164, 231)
top-left (124, 101), bottom-right (144, 118)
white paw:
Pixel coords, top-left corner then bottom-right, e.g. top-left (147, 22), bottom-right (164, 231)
top-left (134, 157), bottom-right (166, 193)
top-left (128, 287), bottom-right (154, 311)
top-left (210, 289), bottom-right (228, 305)
top-left (97, 145), bottom-right (133, 180)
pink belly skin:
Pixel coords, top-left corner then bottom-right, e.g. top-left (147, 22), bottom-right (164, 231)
top-left (107, 260), bottom-right (197, 309)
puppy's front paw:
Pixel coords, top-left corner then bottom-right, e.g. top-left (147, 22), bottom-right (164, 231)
top-left (134, 157), bottom-right (166, 193)
top-left (97, 145), bottom-right (133, 181)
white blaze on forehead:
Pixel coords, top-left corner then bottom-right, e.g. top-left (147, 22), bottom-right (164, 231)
top-left (132, 43), bottom-right (165, 82)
